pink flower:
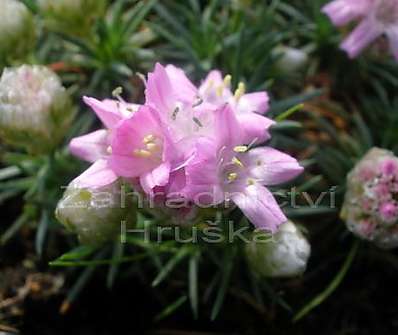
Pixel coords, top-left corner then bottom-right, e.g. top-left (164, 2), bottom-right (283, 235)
top-left (380, 158), bottom-right (398, 176)
top-left (322, 0), bottom-right (398, 60)
top-left (183, 104), bottom-right (303, 232)
top-left (379, 201), bottom-right (398, 222)
top-left (109, 105), bottom-right (176, 194)
top-left (145, 63), bottom-right (274, 151)
top-left (145, 63), bottom-right (217, 160)
top-left (67, 64), bottom-right (304, 232)
top-left (69, 97), bottom-right (139, 188)
top-left (198, 70), bottom-right (274, 144)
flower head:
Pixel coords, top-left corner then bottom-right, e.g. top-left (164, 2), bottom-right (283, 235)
top-left (322, 0), bottom-right (398, 60)
top-left (68, 63), bottom-right (303, 232)
top-left (0, 0), bottom-right (36, 63)
top-left (342, 148), bottom-right (398, 249)
top-left (0, 65), bottom-right (74, 154)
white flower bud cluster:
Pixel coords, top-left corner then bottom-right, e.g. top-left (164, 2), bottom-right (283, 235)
top-left (56, 180), bottom-right (135, 245)
top-left (245, 221), bottom-right (311, 278)
top-left (0, 65), bottom-right (74, 153)
top-left (0, 0), bottom-right (36, 61)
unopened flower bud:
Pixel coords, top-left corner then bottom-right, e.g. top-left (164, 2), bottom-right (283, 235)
top-left (0, 65), bottom-right (75, 153)
top-left (55, 179), bottom-right (135, 245)
top-left (342, 148), bottom-right (398, 249)
top-left (273, 46), bottom-right (309, 73)
top-left (0, 0), bottom-right (36, 62)
top-left (245, 221), bottom-right (311, 278)
top-left (38, 0), bottom-right (107, 37)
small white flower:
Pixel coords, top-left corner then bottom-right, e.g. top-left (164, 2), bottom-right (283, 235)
top-left (246, 221), bottom-right (311, 278)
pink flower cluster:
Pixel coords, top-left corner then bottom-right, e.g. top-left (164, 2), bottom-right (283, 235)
top-left (69, 64), bottom-right (303, 232)
top-left (322, 0), bottom-right (398, 60)
top-left (342, 148), bottom-right (398, 248)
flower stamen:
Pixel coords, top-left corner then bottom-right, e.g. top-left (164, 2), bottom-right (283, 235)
top-left (234, 82), bottom-right (246, 100)
top-left (233, 145), bottom-right (248, 153)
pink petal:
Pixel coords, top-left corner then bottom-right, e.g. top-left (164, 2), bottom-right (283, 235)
top-left (165, 64), bottom-right (198, 102)
top-left (83, 96), bottom-right (123, 129)
top-left (198, 70), bottom-right (233, 104)
top-left (245, 147), bottom-right (303, 185)
top-left (140, 162), bottom-right (171, 195)
top-left (72, 159), bottom-right (118, 189)
top-left (199, 70), bottom-right (223, 92)
top-left (109, 106), bottom-right (166, 178)
top-left (69, 129), bottom-right (109, 163)
top-left (215, 104), bottom-right (243, 148)
top-left (231, 184), bottom-right (287, 232)
top-left (237, 113), bottom-right (274, 145)
top-left (145, 63), bottom-right (175, 112)
top-left (165, 169), bottom-right (187, 195)
top-left (101, 99), bottom-right (140, 118)
top-left (237, 92), bottom-right (270, 114)
top-left (183, 138), bottom-right (224, 205)
top-left (341, 18), bottom-right (382, 58)
top-left (322, 0), bottom-right (372, 26)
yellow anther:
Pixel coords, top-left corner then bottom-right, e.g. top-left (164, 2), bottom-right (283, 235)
top-left (232, 156), bottom-right (244, 167)
top-left (112, 86), bottom-right (123, 98)
top-left (133, 149), bottom-right (152, 158)
top-left (247, 178), bottom-right (255, 186)
top-left (143, 134), bottom-right (155, 144)
top-left (234, 82), bottom-right (246, 100)
top-left (228, 172), bottom-right (238, 182)
top-left (233, 145), bottom-right (248, 153)
top-left (106, 146), bottom-right (112, 154)
top-left (223, 74), bottom-right (232, 87)
top-left (146, 142), bottom-right (159, 152)
top-left (216, 85), bottom-right (224, 97)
